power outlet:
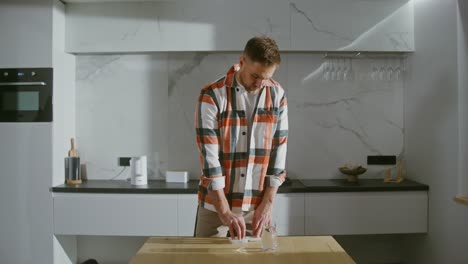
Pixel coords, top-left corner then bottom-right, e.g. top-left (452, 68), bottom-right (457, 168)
top-left (367, 155), bottom-right (397, 165)
top-left (118, 157), bottom-right (131, 167)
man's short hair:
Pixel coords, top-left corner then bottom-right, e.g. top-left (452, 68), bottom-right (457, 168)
top-left (243, 36), bottom-right (281, 66)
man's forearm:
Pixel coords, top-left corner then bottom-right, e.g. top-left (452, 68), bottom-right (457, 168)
top-left (262, 186), bottom-right (279, 205)
top-left (208, 189), bottom-right (231, 215)
top-left (251, 185), bottom-right (279, 236)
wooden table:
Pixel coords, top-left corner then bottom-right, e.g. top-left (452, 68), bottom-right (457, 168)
top-left (130, 236), bottom-right (355, 264)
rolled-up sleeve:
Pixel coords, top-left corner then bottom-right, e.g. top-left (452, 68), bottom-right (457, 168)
top-left (195, 89), bottom-right (225, 191)
top-left (266, 94), bottom-right (288, 187)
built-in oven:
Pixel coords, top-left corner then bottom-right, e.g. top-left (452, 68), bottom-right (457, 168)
top-left (0, 68), bottom-right (52, 122)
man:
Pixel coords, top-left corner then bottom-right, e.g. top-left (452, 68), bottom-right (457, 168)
top-left (194, 36), bottom-right (288, 240)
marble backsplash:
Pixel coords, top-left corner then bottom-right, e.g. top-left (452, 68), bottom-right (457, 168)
top-left (76, 53), bottom-right (404, 181)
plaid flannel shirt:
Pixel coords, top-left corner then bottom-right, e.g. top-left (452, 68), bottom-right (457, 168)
top-left (195, 64), bottom-right (288, 213)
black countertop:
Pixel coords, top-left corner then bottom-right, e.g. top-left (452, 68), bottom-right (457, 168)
top-left (299, 179), bottom-right (429, 192)
top-left (50, 178), bottom-right (428, 194)
top-left (51, 180), bottom-right (201, 194)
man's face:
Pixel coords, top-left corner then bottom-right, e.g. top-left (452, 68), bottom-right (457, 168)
top-left (238, 55), bottom-right (277, 92)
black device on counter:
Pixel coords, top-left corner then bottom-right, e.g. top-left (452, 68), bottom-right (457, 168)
top-left (367, 155), bottom-right (397, 165)
top-left (0, 68), bottom-right (53, 122)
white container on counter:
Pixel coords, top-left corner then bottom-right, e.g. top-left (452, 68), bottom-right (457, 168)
top-left (165, 171), bottom-right (189, 183)
top-left (130, 156), bottom-right (148, 186)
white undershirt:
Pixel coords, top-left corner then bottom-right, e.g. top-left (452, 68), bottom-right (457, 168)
top-left (236, 78), bottom-right (260, 148)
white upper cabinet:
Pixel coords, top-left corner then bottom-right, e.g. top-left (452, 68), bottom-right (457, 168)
top-left (65, 0), bottom-right (414, 53)
top-left (289, 0), bottom-right (414, 51)
top-left (0, 0), bottom-right (53, 67)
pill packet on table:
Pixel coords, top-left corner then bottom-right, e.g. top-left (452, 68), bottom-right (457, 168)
top-left (229, 236), bottom-right (261, 243)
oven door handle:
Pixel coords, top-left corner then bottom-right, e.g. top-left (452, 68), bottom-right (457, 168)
top-left (0, 82), bottom-right (46, 86)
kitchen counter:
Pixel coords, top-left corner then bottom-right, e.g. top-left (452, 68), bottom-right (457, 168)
top-left (50, 178), bottom-right (428, 194)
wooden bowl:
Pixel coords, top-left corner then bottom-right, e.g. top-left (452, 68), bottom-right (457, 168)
top-left (339, 166), bottom-right (367, 182)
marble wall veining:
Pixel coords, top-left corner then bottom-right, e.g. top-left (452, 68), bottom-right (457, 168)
top-left (66, 0), bottom-right (413, 53)
top-left (76, 53), bottom-right (405, 180)
top-left (289, 0), bottom-right (413, 51)
top-left (76, 54), bottom-right (169, 180)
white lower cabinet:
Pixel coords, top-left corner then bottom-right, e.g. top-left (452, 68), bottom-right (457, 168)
top-left (53, 193), bottom-right (199, 237)
top-left (177, 194), bottom-right (199, 236)
top-left (273, 193), bottom-right (305, 236)
top-left (304, 191), bottom-right (428, 235)
top-left (52, 193), bottom-right (305, 237)
top-left (53, 193), bottom-right (179, 236)
top-left (53, 191), bottom-right (428, 237)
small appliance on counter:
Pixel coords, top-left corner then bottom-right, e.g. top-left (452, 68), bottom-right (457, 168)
top-left (165, 171), bottom-right (189, 183)
top-left (130, 155), bottom-right (148, 186)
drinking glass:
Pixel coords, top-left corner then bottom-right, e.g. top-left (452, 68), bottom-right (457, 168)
top-left (261, 222), bottom-right (278, 251)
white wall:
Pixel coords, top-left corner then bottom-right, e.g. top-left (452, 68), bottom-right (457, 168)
top-left (75, 54), bottom-right (169, 180)
top-left (402, 0), bottom-right (468, 263)
top-left (0, 0), bottom-right (52, 68)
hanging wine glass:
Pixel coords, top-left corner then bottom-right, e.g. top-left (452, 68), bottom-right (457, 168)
top-left (378, 61), bottom-right (386, 81)
top-left (343, 58), bottom-right (349, 81)
top-left (330, 58), bottom-right (337, 81)
top-left (371, 61), bottom-right (379, 81)
top-left (386, 58), bottom-right (394, 81)
top-left (322, 59), bottom-right (331, 81)
top-left (336, 58), bottom-right (343, 81)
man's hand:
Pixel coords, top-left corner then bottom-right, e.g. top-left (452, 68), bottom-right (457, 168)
top-left (252, 200), bottom-right (273, 237)
top-left (208, 189), bottom-right (246, 240)
top-left (219, 211), bottom-right (246, 240)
